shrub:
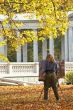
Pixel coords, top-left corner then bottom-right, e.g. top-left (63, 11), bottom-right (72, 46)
top-left (65, 72), bottom-right (73, 84)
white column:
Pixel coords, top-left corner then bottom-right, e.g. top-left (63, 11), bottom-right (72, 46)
top-left (49, 37), bottom-right (54, 57)
top-left (17, 46), bottom-right (21, 62)
top-left (4, 37), bottom-right (7, 58)
top-left (42, 39), bottom-right (47, 60)
top-left (0, 37), bottom-right (4, 54)
top-left (33, 30), bottom-right (38, 62)
top-left (61, 37), bottom-right (65, 60)
top-left (0, 36), bottom-right (7, 62)
top-left (68, 27), bottom-right (73, 61)
top-left (4, 45), bottom-right (7, 57)
top-left (16, 31), bottom-right (21, 62)
top-left (65, 31), bottom-right (68, 61)
top-left (23, 43), bottom-right (27, 62)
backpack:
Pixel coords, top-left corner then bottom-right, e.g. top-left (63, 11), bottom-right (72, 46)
top-left (39, 60), bottom-right (46, 81)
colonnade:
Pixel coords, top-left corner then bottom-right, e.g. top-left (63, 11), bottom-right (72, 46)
top-left (64, 27), bottom-right (73, 61)
top-left (0, 30), bottom-right (54, 62)
top-left (17, 30), bottom-right (54, 62)
top-left (0, 12), bottom-right (73, 62)
top-left (1, 26), bottom-right (73, 62)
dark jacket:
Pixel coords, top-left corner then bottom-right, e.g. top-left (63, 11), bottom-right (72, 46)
top-left (39, 60), bottom-right (57, 81)
top-left (45, 60), bottom-right (58, 74)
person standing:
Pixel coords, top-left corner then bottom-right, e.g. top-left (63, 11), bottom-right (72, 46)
top-left (44, 54), bottom-right (59, 101)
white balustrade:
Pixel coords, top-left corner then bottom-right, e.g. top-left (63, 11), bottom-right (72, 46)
top-left (1, 62), bottom-right (73, 84)
top-left (65, 62), bottom-right (73, 73)
top-left (0, 63), bottom-right (8, 74)
top-left (0, 62), bottom-right (39, 84)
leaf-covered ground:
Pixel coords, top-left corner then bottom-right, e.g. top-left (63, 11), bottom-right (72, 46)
top-left (0, 85), bottom-right (73, 110)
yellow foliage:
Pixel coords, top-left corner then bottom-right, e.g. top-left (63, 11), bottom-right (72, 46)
top-left (0, 54), bottom-right (9, 62)
top-left (0, 0), bottom-right (73, 61)
top-left (39, 37), bottom-right (45, 41)
top-left (0, 0), bottom-right (72, 39)
top-left (0, 39), bottom-right (7, 47)
top-left (0, 0), bottom-right (4, 3)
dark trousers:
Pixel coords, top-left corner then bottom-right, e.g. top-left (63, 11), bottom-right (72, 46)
top-left (44, 72), bottom-right (59, 100)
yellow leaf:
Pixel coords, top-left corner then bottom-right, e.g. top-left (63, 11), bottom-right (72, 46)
top-left (0, 54), bottom-right (9, 62)
top-left (0, 0), bottom-right (4, 3)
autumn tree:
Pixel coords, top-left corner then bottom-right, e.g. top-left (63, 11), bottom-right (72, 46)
top-left (0, 0), bottom-right (73, 61)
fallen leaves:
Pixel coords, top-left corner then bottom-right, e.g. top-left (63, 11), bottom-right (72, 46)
top-left (0, 85), bottom-right (73, 110)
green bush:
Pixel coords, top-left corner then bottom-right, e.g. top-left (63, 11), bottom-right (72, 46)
top-left (65, 72), bottom-right (73, 84)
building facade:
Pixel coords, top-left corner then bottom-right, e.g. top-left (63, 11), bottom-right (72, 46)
top-left (0, 13), bottom-right (73, 62)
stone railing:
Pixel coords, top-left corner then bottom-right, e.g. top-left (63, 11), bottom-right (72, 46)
top-left (57, 61), bottom-right (73, 78)
top-left (0, 62), bottom-right (39, 85)
top-left (65, 62), bottom-right (73, 73)
top-left (0, 62), bottom-right (73, 85)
